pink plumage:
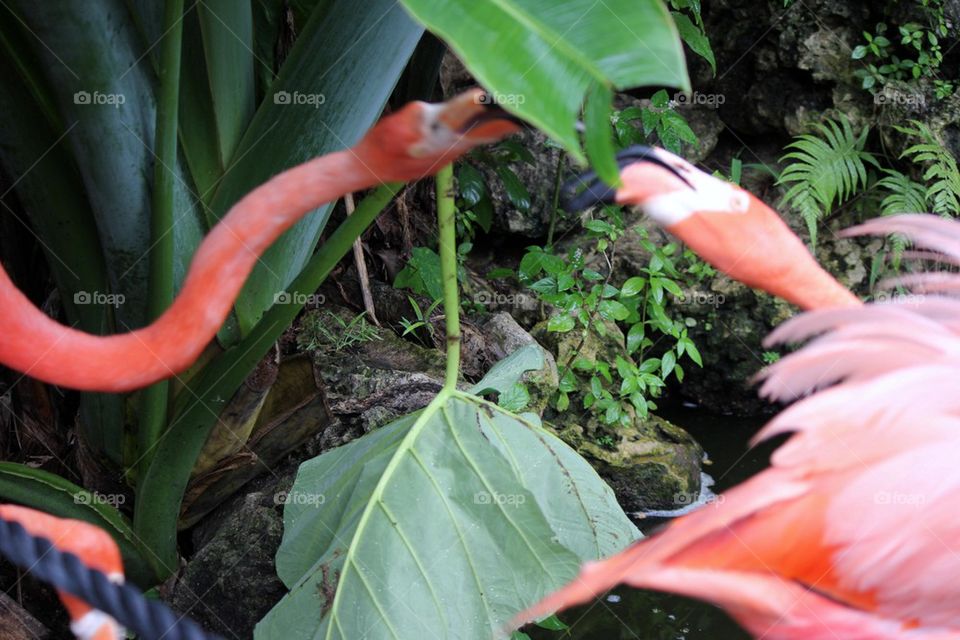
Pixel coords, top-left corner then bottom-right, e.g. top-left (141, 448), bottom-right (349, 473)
top-left (515, 215), bottom-right (960, 638)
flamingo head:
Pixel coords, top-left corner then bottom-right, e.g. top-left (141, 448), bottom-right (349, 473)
top-left (562, 146), bottom-right (860, 309)
top-left (0, 505), bottom-right (125, 640)
top-left (355, 88), bottom-right (523, 181)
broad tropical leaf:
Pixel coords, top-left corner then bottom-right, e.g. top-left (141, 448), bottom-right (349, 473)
top-left (0, 463), bottom-right (157, 586)
top-left (8, 0), bottom-right (205, 328)
top-left (206, 0), bottom-right (423, 338)
top-left (399, 0), bottom-right (689, 168)
top-left (256, 388), bottom-right (638, 639)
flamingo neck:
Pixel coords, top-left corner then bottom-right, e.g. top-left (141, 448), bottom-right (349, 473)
top-left (0, 149), bottom-right (373, 392)
top-left (775, 265), bottom-right (862, 311)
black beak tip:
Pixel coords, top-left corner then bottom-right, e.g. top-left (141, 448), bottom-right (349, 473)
top-left (560, 145), bottom-right (693, 213)
top-left (561, 174), bottom-right (618, 212)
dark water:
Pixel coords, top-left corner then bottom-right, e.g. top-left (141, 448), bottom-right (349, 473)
top-left (529, 405), bottom-right (780, 640)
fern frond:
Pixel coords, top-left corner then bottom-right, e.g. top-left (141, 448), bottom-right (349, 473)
top-left (877, 169), bottom-right (928, 215)
top-left (876, 169), bottom-right (928, 265)
top-left (896, 120), bottom-right (960, 217)
top-left (778, 115), bottom-right (878, 247)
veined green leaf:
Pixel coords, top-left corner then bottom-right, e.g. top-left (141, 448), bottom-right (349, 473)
top-left (0, 463), bottom-right (157, 586)
top-left (399, 0), bottom-right (689, 163)
top-left (257, 390), bottom-right (638, 639)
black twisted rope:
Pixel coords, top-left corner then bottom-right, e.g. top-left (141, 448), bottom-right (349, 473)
top-left (0, 516), bottom-right (224, 640)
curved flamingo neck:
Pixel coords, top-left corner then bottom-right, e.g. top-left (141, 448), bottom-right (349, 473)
top-left (0, 149), bottom-right (373, 392)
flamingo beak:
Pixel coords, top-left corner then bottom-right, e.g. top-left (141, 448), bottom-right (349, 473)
top-left (561, 145), bottom-right (693, 212)
top-left (437, 88), bottom-right (524, 141)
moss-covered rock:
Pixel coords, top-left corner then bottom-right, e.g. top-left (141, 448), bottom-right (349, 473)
top-left (551, 413), bottom-right (703, 512)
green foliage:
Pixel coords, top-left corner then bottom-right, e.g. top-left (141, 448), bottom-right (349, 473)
top-left (459, 140), bottom-right (537, 242)
top-left (296, 310), bottom-right (381, 354)
top-left (877, 169), bottom-right (929, 216)
top-left (520, 214), bottom-right (701, 430)
top-left (614, 90), bottom-right (698, 154)
top-left (257, 367), bottom-right (638, 639)
top-left (895, 120), bottom-right (960, 216)
top-left (400, 0), bottom-right (690, 168)
top-left (778, 116), bottom-right (879, 246)
top-left (761, 351), bottom-right (781, 365)
top-left (851, 1), bottom-right (949, 92)
top-left (668, 0), bottom-right (716, 74)
top-left (395, 247), bottom-right (445, 301)
top-left (399, 295), bottom-right (442, 346)
top-left (0, 0), bottom-right (420, 575)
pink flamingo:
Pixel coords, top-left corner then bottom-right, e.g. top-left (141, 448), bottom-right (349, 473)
top-left (0, 504), bottom-right (125, 640)
top-left (0, 89), bottom-right (519, 393)
top-left (566, 146), bottom-right (861, 310)
top-left (518, 149), bottom-right (960, 638)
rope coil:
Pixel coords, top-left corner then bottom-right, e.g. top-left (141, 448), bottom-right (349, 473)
top-left (0, 517), bottom-right (223, 640)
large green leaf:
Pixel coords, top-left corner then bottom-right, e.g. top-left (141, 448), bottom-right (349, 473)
top-left (196, 0), bottom-right (256, 166)
top-left (0, 9), bottom-right (128, 463)
top-left (205, 0), bottom-right (423, 339)
top-left (10, 0), bottom-right (205, 329)
top-left (0, 463), bottom-right (157, 586)
top-left (399, 0), bottom-right (689, 163)
top-left (256, 390), bottom-right (638, 639)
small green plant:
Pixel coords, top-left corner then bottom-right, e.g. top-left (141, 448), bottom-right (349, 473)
top-left (896, 120), bottom-right (960, 216)
top-left (761, 351), bottom-right (781, 365)
top-left (297, 310), bottom-right (381, 354)
top-left (399, 295), bottom-right (442, 346)
top-left (614, 90), bottom-right (698, 155)
top-left (595, 434), bottom-right (617, 450)
top-left (852, 1), bottom-right (949, 91)
top-left (778, 115), bottom-right (879, 247)
top-left (520, 211), bottom-right (701, 429)
top-left (394, 247), bottom-right (444, 301)
top-left (668, 0), bottom-right (716, 74)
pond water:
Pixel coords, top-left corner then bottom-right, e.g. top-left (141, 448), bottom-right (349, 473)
top-left (529, 404), bottom-right (781, 640)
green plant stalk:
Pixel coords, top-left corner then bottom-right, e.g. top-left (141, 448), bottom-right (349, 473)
top-left (134, 182), bottom-right (401, 575)
top-left (136, 0), bottom-right (184, 481)
top-left (436, 164), bottom-right (460, 391)
top-left (546, 152), bottom-right (564, 249)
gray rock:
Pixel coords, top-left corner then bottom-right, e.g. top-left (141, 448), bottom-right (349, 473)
top-left (168, 471), bottom-right (291, 639)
